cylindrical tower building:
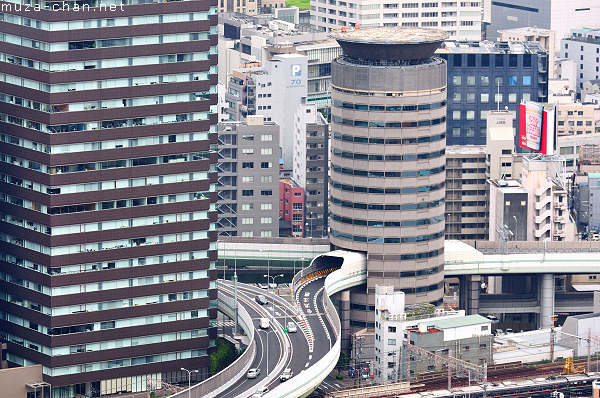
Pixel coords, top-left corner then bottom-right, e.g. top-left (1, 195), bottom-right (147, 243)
top-left (330, 27), bottom-right (448, 328)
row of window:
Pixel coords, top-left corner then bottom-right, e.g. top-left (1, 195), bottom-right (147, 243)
top-left (0, 51), bottom-right (215, 73)
top-left (452, 75), bottom-right (532, 87)
top-left (0, 109), bottom-right (214, 134)
top-left (333, 99), bottom-right (446, 112)
top-left (333, 116), bottom-right (446, 128)
top-left (2, 269), bottom-right (208, 297)
top-left (1, 170), bottom-right (213, 197)
top-left (1, 72), bottom-right (207, 97)
top-left (332, 148), bottom-right (445, 162)
top-left (2, 210), bottom-right (209, 237)
top-left (0, 11), bottom-right (213, 31)
top-left (331, 180), bottom-right (445, 194)
top-left (442, 53), bottom-right (534, 69)
top-left (332, 165), bottom-right (445, 178)
top-left (333, 131), bottom-right (445, 145)
top-left (451, 91), bottom-right (531, 104)
top-left (0, 328), bottom-right (207, 357)
top-left (2, 287), bottom-right (211, 317)
top-left (1, 130), bottom-right (212, 155)
top-left (0, 32), bottom-right (212, 52)
top-left (332, 84), bottom-right (446, 97)
top-left (1, 151), bottom-right (210, 175)
top-left (331, 197), bottom-right (444, 211)
top-left (1, 308), bottom-right (209, 338)
top-left (331, 214), bottom-right (444, 228)
top-left (1, 230), bottom-right (211, 256)
top-left (331, 230), bottom-right (444, 244)
top-left (3, 252), bottom-right (216, 277)
top-left (45, 348), bottom-right (209, 377)
top-left (1, 189), bottom-right (214, 216)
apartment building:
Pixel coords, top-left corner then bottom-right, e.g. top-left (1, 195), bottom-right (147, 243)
top-left (310, 0), bottom-right (483, 41)
top-left (556, 102), bottom-right (597, 137)
top-left (445, 147), bottom-right (487, 240)
top-left (223, 54), bottom-right (308, 168)
top-left (279, 179), bottom-right (305, 237)
top-left (217, 117), bottom-right (280, 237)
top-left (0, 1), bottom-right (218, 396)
top-left (560, 28), bottom-right (600, 93)
top-left (219, 13), bottom-right (341, 110)
top-left (293, 103), bottom-right (329, 238)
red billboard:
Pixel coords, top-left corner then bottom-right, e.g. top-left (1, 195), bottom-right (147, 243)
top-left (518, 102), bottom-right (555, 155)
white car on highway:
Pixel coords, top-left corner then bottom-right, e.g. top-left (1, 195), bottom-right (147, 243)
top-left (252, 386), bottom-right (269, 397)
top-left (246, 368), bottom-right (261, 379)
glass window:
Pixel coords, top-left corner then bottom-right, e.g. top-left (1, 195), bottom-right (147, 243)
top-left (480, 127), bottom-right (487, 138)
top-left (467, 93), bottom-right (475, 103)
top-left (495, 93), bottom-right (503, 103)
top-left (481, 54), bottom-right (490, 67)
top-left (481, 76), bottom-right (489, 86)
top-left (522, 76), bottom-right (531, 86)
top-left (466, 76), bottom-right (476, 86)
top-left (453, 76), bottom-right (462, 86)
top-left (508, 76), bottom-right (518, 86)
top-left (452, 110), bottom-right (461, 120)
top-left (454, 54), bottom-right (462, 67)
top-left (452, 93), bottom-right (461, 103)
top-left (480, 93), bottom-right (489, 103)
top-left (452, 128), bottom-right (461, 137)
top-left (466, 110), bottom-right (475, 120)
top-left (522, 93), bottom-right (531, 102)
top-left (494, 77), bottom-right (503, 86)
top-left (495, 54), bottom-right (504, 67)
top-left (466, 127), bottom-right (475, 137)
top-left (508, 93), bottom-right (517, 103)
top-left (509, 54), bottom-right (518, 68)
top-left (480, 110), bottom-right (488, 120)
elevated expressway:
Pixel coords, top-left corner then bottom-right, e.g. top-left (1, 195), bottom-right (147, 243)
top-left (171, 240), bottom-right (600, 397)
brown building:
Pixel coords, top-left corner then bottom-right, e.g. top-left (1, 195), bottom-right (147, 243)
top-left (0, 1), bottom-right (218, 396)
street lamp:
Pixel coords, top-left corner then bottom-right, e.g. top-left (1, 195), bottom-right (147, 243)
top-left (293, 257), bottom-right (306, 278)
top-left (257, 329), bottom-right (276, 376)
top-left (259, 249), bottom-right (270, 291)
top-left (233, 249), bottom-right (239, 335)
top-left (513, 215), bottom-right (518, 241)
top-left (180, 367), bottom-right (198, 398)
top-left (264, 273), bottom-right (284, 317)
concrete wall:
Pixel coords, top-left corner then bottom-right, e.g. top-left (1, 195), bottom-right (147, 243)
top-left (0, 365), bottom-right (45, 398)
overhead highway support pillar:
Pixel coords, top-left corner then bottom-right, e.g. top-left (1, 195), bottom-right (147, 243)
top-left (459, 275), bottom-right (481, 315)
top-left (340, 290), bottom-right (350, 353)
top-left (539, 273), bottom-right (555, 330)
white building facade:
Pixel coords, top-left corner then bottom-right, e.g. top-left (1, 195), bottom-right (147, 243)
top-left (560, 28), bottom-right (600, 93)
top-left (310, 0), bottom-right (482, 40)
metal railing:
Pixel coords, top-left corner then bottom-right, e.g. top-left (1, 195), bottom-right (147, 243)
top-left (170, 286), bottom-right (256, 398)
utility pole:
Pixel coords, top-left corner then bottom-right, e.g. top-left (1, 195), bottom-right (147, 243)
top-left (588, 328), bottom-right (592, 373)
top-left (550, 315), bottom-right (555, 362)
top-left (448, 348), bottom-right (452, 390)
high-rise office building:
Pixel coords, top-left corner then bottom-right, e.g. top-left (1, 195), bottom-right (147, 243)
top-left (329, 27), bottom-right (448, 328)
top-left (0, 2), bottom-right (218, 396)
top-left (310, 0), bottom-right (483, 41)
top-left (437, 41), bottom-right (548, 147)
top-left (217, 117), bottom-right (280, 237)
top-left (485, 0), bottom-right (600, 42)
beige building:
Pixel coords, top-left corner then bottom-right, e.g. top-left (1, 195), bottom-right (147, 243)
top-left (498, 27), bottom-right (558, 78)
top-left (0, 365), bottom-right (48, 398)
top-left (521, 157), bottom-right (575, 242)
top-left (445, 146), bottom-right (487, 241)
top-left (217, 0), bottom-right (258, 15)
top-left (558, 134), bottom-right (600, 173)
top-left (556, 102), bottom-right (596, 136)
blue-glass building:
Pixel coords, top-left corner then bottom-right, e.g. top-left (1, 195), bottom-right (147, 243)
top-left (436, 41), bottom-right (548, 148)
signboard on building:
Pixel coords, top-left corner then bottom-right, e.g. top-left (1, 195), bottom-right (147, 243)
top-left (518, 101), bottom-right (556, 155)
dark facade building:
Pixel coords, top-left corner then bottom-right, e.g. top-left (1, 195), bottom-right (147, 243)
top-left (437, 41), bottom-right (548, 148)
top-left (0, 2), bottom-right (218, 396)
top-left (329, 27), bottom-right (448, 331)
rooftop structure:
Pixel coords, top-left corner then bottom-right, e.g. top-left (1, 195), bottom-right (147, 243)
top-left (331, 27), bottom-right (448, 61)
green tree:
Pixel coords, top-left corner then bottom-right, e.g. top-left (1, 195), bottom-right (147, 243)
top-left (336, 351), bottom-right (348, 374)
